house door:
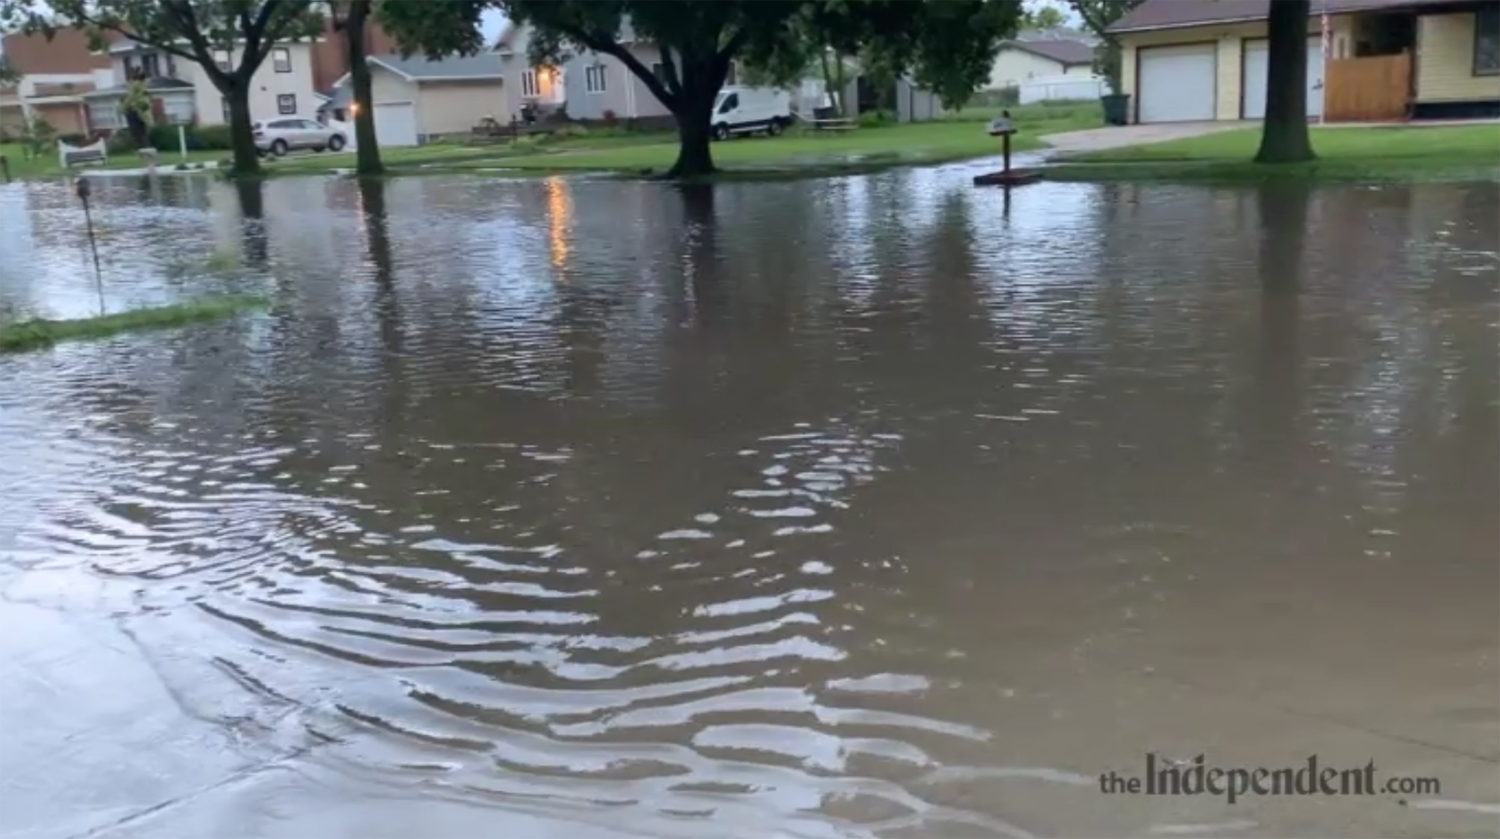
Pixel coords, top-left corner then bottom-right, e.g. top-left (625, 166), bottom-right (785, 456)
top-left (1242, 37), bottom-right (1326, 119)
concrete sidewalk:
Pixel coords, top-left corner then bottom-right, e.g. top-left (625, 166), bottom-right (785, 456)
top-left (1041, 122), bottom-right (1251, 158)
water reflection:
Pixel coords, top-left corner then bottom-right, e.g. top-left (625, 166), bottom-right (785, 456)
top-left (236, 178), bottom-right (269, 270)
top-left (546, 176), bottom-right (572, 273)
top-left (1251, 183), bottom-right (1309, 462)
top-left (0, 172), bottom-right (1496, 838)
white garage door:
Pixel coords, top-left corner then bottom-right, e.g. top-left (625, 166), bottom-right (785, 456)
top-left (1242, 38), bottom-right (1326, 119)
top-left (1137, 44), bottom-right (1217, 123)
top-left (373, 101), bottom-right (418, 147)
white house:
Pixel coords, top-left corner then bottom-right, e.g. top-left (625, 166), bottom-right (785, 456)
top-left (84, 39), bottom-right (319, 130)
top-left (490, 22), bottom-right (566, 118)
top-left (985, 38), bottom-right (1099, 91)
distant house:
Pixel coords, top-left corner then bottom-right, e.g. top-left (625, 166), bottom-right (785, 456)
top-left (0, 28), bottom-right (116, 137)
top-left (491, 22), bottom-right (567, 118)
top-left (1110, 0), bottom-right (1500, 124)
top-left (332, 53), bottom-right (506, 146)
top-left (986, 38), bottom-right (1099, 90)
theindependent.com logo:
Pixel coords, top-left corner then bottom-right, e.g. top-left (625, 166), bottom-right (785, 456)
top-left (1099, 754), bottom-right (1441, 805)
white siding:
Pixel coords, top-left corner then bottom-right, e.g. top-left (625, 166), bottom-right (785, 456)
top-left (191, 41), bottom-right (318, 125)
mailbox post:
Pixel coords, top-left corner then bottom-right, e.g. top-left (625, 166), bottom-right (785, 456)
top-left (987, 110), bottom-right (1017, 176)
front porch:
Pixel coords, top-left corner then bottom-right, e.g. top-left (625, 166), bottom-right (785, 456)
top-left (1324, 2), bottom-right (1500, 123)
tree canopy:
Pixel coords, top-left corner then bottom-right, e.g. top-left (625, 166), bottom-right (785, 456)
top-left (378, 0), bottom-right (1022, 178)
top-left (1020, 4), bottom-right (1068, 31)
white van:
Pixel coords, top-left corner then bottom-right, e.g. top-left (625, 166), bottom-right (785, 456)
top-left (709, 86), bottom-right (793, 140)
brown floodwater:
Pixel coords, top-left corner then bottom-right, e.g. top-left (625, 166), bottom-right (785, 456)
top-left (0, 168), bottom-right (1497, 839)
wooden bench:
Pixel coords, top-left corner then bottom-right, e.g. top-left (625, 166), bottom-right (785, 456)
top-left (58, 138), bottom-right (108, 169)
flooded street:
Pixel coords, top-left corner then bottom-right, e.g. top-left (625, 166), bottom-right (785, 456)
top-left (1, 167), bottom-right (1497, 838)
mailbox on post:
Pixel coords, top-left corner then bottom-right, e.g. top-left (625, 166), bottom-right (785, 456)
top-left (972, 108), bottom-right (1041, 188)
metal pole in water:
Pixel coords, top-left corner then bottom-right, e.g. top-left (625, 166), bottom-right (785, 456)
top-left (75, 177), bottom-right (106, 316)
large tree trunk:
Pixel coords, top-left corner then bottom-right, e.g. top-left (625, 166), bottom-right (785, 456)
top-left (1255, 0), bottom-right (1316, 164)
top-left (665, 59), bottom-right (720, 179)
top-left (668, 104), bottom-right (715, 179)
top-left (222, 82), bottom-right (262, 176)
top-left (345, 0), bottom-right (383, 175)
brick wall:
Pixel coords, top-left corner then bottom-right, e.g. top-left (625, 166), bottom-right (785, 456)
top-left (0, 28), bottom-right (117, 75)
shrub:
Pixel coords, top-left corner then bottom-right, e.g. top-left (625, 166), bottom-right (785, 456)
top-left (112, 124), bottom-right (238, 153)
top-left (601, 108), bottom-right (617, 126)
top-left (856, 110), bottom-right (893, 128)
top-left (190, 124), bottom-right (235, 150)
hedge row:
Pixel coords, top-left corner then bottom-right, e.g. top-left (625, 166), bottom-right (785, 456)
top-left (106, 124), bottom-right (237, 153)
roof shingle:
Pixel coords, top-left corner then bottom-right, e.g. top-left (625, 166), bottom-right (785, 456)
top-left (1110, 0), bottom-right (1457, 33)
top-left (1004, 39), bottom-right (1097, 66)
top-left (368, 53), bottom-right (504, 80)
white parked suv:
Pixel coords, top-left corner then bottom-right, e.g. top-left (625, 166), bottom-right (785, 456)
top-left (254, 118), bottom-right (347, 156)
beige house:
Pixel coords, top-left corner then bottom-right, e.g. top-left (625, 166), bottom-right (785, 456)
top-left (335, 54), bottom-right (508, 146)
top-left (986, 39), bottom-right (1099, 90)
top-left (1111, 0), bottom-right (1500, 124)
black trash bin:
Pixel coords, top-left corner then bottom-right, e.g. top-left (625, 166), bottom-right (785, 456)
top-left (1100, 93), bottom-right (1131, 126)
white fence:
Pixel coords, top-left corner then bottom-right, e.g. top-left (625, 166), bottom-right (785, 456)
top-left (1019, 76), bottom-right (1106, 105)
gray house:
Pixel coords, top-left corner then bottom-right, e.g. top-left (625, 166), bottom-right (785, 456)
top-left (491, 21), bottom-right (566, 119)
top-left (557, 19), bottom-right (706, 124)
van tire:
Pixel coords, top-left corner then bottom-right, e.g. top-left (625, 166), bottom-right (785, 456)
top-left (767, 118), bottom-right (784, 137)
top-left (712, 123), bottom-right (730, 141)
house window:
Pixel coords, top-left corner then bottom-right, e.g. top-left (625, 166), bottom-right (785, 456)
top-left (213, 49), bottom-right (231, 72)
top-left (272, 47), bottom-right (292, 73)
top-left (585, 64), bottom-right (607, 94)
top-left (140, 53), bottom-right (160, 77)
top-left (1475, 4), bottom-right (1500, 76)
top-left (521, 69), bottom-right (540, 97)
top-left (89, 101), bottom-right (121, 130)
top-left (277, 93), bottom-right (297, 114)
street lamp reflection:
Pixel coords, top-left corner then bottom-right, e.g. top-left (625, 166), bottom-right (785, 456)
top-left (545, 176), bottom-right (571, 273)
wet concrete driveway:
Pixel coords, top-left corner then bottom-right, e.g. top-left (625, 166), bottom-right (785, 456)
top-left (1042, 122), bottom-right (1251, 157)
top-left (1, 169), bottom-right (1497, 838)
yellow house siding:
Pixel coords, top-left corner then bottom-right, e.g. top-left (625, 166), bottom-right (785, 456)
top-left (1120, 16), bottom-right (1354, 121)
top-left (1416, 12), bottom-right (1500, 102)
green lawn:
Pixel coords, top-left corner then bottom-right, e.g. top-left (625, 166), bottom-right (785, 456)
top-left (277, 102), bottom-right (1100, 179)
top-left (1046, 124), bottom-right (1500, 183)
top-left (0, 141), bottom-right (227, 180)
top-left (0, 295), bottom-right (267, 354)
top-left (2, 102), bottom-right (1103, 182)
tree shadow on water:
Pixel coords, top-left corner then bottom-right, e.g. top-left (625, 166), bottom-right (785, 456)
top-left (679, 183), bottom-right (723, 328)
top-left (1250, 182), bottom-right (1312, 463)
top-left (234, 178), bottom-right (269, 270)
